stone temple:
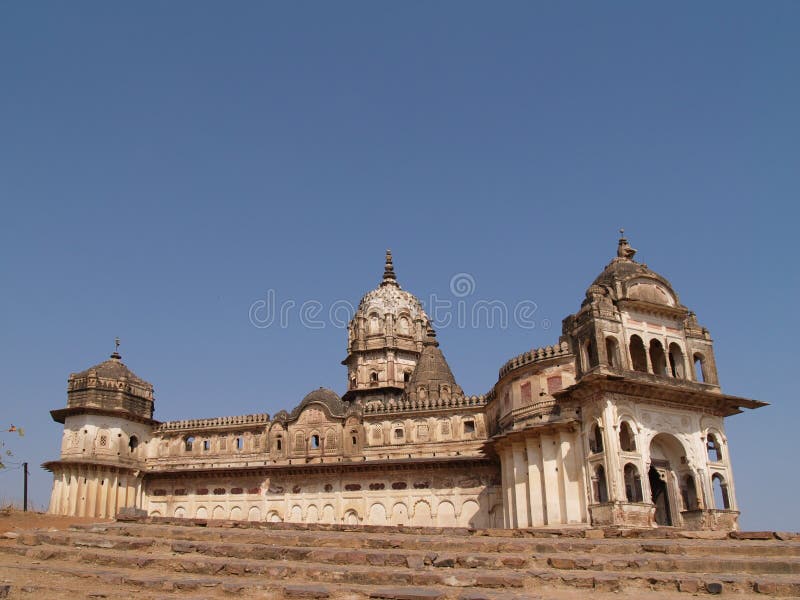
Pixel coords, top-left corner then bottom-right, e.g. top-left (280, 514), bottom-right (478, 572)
top-left (44, 236), bottom-right (766, 530)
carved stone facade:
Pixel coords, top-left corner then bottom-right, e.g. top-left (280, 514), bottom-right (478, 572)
top-left (45, 241), bottom-right (765, 530)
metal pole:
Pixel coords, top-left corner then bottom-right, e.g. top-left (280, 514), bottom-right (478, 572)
top-left (23, 462), bottom-right (28, 512)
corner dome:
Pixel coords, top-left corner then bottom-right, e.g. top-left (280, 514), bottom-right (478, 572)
top-left (587, 233), bottom-right (681, 308)
top-left (71, 352), bottom-right (150, 387)
top-left (65, 347), bottom-right (155, 420)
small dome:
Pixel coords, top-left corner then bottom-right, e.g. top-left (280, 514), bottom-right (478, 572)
top-left (65, 347), bottom-right (154, 419)
top-left (587, 234), bottom-right (680, 307)
top-left (289, 387), bottom-right (347, 420)
top-left (71, 352), bottom-right (150, 387)
top-left (300, 387), bottom-right (341, 406)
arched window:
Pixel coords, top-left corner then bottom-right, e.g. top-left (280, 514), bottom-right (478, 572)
top-left (694, 353), bottom-right (707, 382)
top-left (605, 337), bottom-right (621, 369)
top-left (350, 377), bottom-right (357, 389)
top-left (394, 427), bottom-right (404, 440)
top-left (649, 339), bottom-right (667, 376)
top-left (629, 335), bottom-right (648, 372)
top-left (128, 435), bottom-right (139, 452)
top-left (619, 421), bottom-right (636, 452)
top-left (624, 463), bottom-right (643, 502)
top-left (403, 371), bottom-right (411, 383)
top-left (590, 423), bottom-right (604, 453)
top-left (276, 437), bottom-right (282, 451)
top-left (668, 343), bottom-right (685, 378)
top-left (594, 464), bottom-right (609, 503)
top-left (682, 474), bottom-right (698, 510)
top-left (185, 436), bottom-right (195, 452)
top-left (311, 434), bottom-right (320, 449)
top-left (712, 473), bottom-right (730, 509)
top-left (707, 433), bottom-right (722, 462)
top-left (368, 313), bottom-right (381, 335)
top-left (582, 338), bottom-right (596, 371)
top-left (370, 372), bottom-right (378, 383)
top-left (594, 465), bottom-right (608, 504)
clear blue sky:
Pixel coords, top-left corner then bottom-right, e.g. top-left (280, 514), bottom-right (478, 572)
top-left (1, 2), bottom-right (797, 530)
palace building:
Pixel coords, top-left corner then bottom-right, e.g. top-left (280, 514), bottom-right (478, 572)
top-left (44, 236), bottom-right (765, 530)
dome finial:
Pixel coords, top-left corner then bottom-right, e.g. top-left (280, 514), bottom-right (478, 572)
top-left (381, 249), bottom-right (399, 287)
top-left (617, 228), bottom-right (637, 260)
top-left (111, 337), bottom-right (121, 360)
top-left (424, 325), bottom-right (439, 347)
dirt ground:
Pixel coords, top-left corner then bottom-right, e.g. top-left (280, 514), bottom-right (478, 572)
top-left (0, 508), bottom-right (111, 535)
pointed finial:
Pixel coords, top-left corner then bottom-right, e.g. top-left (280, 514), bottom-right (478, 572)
top-left (424, 325), bottom-right (440, 347)
top-left (381, 249), bottom-right (399, 287)
top-left (617, 228), bottom-right (637, 260)
top-left (111, 337), bottom-right (122, 360)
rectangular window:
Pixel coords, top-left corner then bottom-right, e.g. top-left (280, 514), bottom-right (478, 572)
top-left (520, 382), bottom-right (532, 404)
top-left (464, 420), bottom-right (475, 435)
top-left (202, 439), bottom-right (210, 452)
top-left (547, 375), bottom-right (563, 394)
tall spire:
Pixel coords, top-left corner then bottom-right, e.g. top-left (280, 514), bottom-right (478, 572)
top-left (617, 228), bottom-right (637, 260)
top-left (381, 249), bottom-right (400, 287)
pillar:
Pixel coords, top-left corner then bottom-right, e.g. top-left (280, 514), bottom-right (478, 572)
top-left (512, 442), bottom-right (530, 528)
top-left (525, 436), bottom-right (545, 526)
top-left (540, 433), bottom-right (562, 525)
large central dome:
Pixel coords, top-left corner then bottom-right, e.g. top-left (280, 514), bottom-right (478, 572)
top-left (343, 251), bottom-right (430, 403)
top-left (353, 250), bottom-right (428, 325)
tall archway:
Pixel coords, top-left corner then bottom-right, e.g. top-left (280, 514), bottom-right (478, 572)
top-left (649, 433), bottom-right (690, 527)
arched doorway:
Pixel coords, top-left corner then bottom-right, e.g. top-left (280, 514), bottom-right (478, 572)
top-left (648, 433), bottom-right (689, 527)
top-left (648, 465), bottom-right (671, 526)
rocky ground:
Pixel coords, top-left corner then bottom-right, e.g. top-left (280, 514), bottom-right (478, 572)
top-left (0, 510), bottom-right (798, 599)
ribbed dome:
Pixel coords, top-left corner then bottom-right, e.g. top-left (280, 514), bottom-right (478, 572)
top-left (300, 387), bottom-right (341, 406)
top-left (586, 235), bottom-right (680, 307)
top-left (71, 352), bottom-right (149, 387)
top-left (66, 349), bottom-right (154, 419)
top-left (354, 250), bottom-right (428, 323)
top-left (289, 387), bottom-right (347, 419)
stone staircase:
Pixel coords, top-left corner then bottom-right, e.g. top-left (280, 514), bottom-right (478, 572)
top-left (1, 518), bottom-right (799, 599)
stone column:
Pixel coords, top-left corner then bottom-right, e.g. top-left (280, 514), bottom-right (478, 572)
top-left (559, 430), bottom-right (584, 524)
top-left (525, 436), bottom-right (545, 526)
top-left (76, 468), bottom-right (87, 517)
top-left (540, 433), bottom-right (562, 525)
top-left (105, 471), bottom-right (115, 516)
top-left (500, 445), bottom-right (516, 528)
top-left (86, 470), bottom-right (98, 518)
top-left (68, 468), bottom-right (79, 516)
top-left (512, 442), bottom-right (530, 528)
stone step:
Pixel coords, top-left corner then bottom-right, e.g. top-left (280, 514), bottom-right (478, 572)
top-left (28, 527), bottom-right (800, 577)
top-left (3, 541), bottom-right (800, 598)
top-left (0, 549), bottom-right (539, 599)
top-left (0, 542), bottom-right (529, 590)
top-left (539, 552), bottom-right (800, 575)
top-left (71, 521), bottom-right (800, 559)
